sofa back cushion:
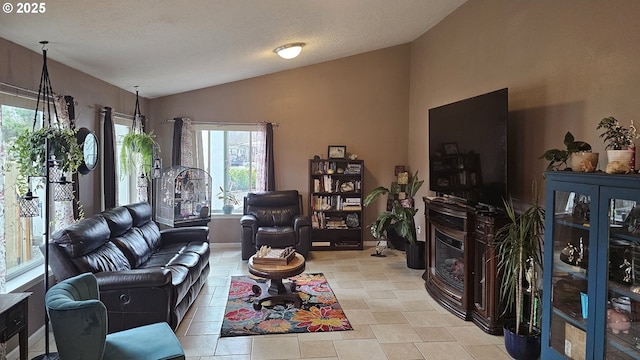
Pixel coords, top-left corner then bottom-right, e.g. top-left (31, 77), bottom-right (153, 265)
top-left (244, 190), bottom-right (301, 227)
top-left (51, 215), bottom-right (131, 273)
top-left (102, 206), bottom-right (133, 237)
top-left (72, 242), bottom-right (132, 273)
top-left (126, 202), bottom-right (161, 250)
top-left (51, 215), bottom-right (111, 258)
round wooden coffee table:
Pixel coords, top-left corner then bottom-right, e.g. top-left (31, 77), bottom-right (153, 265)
top-left (248, 253), bottom-right (306, 310)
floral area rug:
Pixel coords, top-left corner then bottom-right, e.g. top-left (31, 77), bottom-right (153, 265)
top-left (220, 272), bottom-right (352, 337)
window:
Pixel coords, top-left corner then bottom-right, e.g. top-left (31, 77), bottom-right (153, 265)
top-left (1, 97), bottom-right (47, 280)
top-left (113, 116), bottom-right (136, 206)
top-left (195, 124), bottom-right (265, 214)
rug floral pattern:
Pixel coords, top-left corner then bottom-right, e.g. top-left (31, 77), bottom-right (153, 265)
top-left (221, 273), bottom-right (352, 337)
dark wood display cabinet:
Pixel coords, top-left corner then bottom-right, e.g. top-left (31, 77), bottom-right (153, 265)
top-left (423, 197), bottom-right (507, 335)
top-left (309, 159), bottom-right (364, 250)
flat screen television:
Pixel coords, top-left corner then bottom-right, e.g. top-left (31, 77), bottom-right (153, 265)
top-left (428, 88), bottom-right (508, 209)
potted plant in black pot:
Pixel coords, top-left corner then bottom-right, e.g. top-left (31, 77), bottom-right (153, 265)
top-left (495, 189), bottom-right (545, 360)
top-left (363, 171), bottom-right (425, 269)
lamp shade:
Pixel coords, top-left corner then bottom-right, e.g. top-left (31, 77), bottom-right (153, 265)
top-left (274, 43), bottom-right (305, 59)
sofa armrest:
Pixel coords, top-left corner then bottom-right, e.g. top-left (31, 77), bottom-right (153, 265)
top-left (293, 215), bottom-right (311, 259)
top-left (241, 215), bottom-right (258, 260)
top-left (94, 268), bottom-right (172, 290)
top-left (160, 226), bottom-right (209, 245)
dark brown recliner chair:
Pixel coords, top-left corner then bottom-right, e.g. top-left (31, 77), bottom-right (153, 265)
top-left (240, 190), bottom-right (311, 260)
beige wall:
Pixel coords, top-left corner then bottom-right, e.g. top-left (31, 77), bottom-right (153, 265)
top-left (0, 37), bottom-right (148, 216)
top-left (409, 0), bottom-right (640, 233)
top-left (149, 45), bottom-right (411, 243)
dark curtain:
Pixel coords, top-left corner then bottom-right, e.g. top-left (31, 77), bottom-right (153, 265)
top-left (265, 122), bottom-right (275, 191)
top-left (103, 107), bottom-right (116, 209)
top-left (172, 117), bottom-right (183, 166)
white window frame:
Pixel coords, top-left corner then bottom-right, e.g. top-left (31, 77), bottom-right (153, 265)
top-left (0, 92), bottom-right (47, 284)
top-left (113, 115), bottom-right (137, 206)
top-left (194, 123), bottom-right (264, 215)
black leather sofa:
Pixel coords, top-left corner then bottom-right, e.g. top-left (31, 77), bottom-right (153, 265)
top-left (240, 190), bottom-right (310, 260)
top-left (45, 202), bottom-right (210, 333)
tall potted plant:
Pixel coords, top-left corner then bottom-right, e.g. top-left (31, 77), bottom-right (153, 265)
top-left (363, 171), bottom-right (425, 269)
top-left (495, 189), bottom-right (545, 360)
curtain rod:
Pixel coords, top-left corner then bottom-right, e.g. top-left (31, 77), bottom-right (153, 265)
top-left (100, 107), bottom-right (134, 120)
top-left (166, 119), bottom-right (279, 127)
top-left (0, 82), bottom-right (78, 105)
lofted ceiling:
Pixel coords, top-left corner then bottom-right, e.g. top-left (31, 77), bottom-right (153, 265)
top-left (0, 0), bottom-right (466, 99)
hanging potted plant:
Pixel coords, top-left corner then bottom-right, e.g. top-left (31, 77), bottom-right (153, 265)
top-left (597, 116), bottom-right (638, 165)
top-left (9, 126), bottom-right (83, 194)
top-left (363, 171), bottom-right (425, 269)
top-left (495, 186), bottom-right (545, 360)
top-left (120, 131), bottom-right (159, 179)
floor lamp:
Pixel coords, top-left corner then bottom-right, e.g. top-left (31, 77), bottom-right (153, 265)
top-left (18, 41), bottom-right (75, 360)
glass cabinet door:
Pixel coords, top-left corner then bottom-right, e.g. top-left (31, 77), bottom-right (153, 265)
top-left (601, 194), bottom-right (640, 359)
top-left (548, 191), bottom-right (591, 359)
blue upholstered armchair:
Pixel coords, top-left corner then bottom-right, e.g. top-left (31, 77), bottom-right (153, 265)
top-left (45, 272), bottom-right (185, 360)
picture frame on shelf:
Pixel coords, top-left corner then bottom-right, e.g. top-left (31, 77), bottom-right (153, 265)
top-left (443, 142), bottom-right (459, 155)
top-left (394, 165), bottom-right (405, 175)
top-left (328, 145), bottom-right (347, 159)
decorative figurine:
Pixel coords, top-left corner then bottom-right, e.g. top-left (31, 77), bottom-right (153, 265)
top-left (607, 308), bottom-right (631, 334)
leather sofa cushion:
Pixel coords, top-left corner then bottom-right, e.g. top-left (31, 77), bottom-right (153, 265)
top-left (255, 226), bottom-right (296, 248)
top-left (245, 190), bottom-right (300, 227)
top-left (102, 206), bottom-right (134, 237)
top-left (137, 221), bottom-right (161, 250)
top-left (111, 229), bottom-right (153, 268)
top-left (71, 241), bottom-right (131, 273)
top-left (126, 202), bottom-right (153, 227)
top-left (52, 215), bottom-right (111, 258)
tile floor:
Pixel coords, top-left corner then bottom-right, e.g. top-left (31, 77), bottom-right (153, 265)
top-left (24, 244), bottom-right (511, 360)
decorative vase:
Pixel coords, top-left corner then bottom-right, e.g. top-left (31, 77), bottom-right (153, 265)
top-left (503, 323), bottom-right (541, 360)
top-left (405, 241), bottom-right (426, 269)
top-left (570, 152), bottom-right (599, 172)
top-left (607, 149), bottom-right (633, 166)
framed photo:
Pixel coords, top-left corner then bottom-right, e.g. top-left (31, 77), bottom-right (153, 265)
top-left (328, 145), bottom-right (346, 159)
top-left (443, 142), bottom-right (459, 155)
top-left (394, 165), bottom-right (405, 175)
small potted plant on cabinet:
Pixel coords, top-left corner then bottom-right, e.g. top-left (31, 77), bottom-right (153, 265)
top-left (363, 171), bottom-right (425, 269)
top-left (539, 131), bottom-right (594, 171)
top-left (597, 116), bottom-right (638, 165)
top-left (495, 189), bottom-right (545, 360)
top-left (217, 186), bottom-right (239, 214)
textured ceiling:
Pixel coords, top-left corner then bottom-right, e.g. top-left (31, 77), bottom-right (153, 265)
top-left (0, 0), bottom-right (466, 98)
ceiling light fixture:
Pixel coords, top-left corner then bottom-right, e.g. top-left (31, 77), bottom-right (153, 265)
top-left (273, 42), bottom-right (305, 59)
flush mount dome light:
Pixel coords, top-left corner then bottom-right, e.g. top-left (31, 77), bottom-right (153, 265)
top-left (273, 42), bottom-right (305, 59)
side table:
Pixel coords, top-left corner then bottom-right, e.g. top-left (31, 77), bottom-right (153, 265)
top-left (248, 253), bottom-right (306, 310)
top-left (0, 292), bottom-right (31, 360)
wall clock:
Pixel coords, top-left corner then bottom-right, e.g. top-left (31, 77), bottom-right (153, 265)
top-left (77, 127), bottom-right (99, 174)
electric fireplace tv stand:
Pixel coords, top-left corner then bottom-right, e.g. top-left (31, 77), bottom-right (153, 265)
top-left (422, 197), bottom-right (507, 335)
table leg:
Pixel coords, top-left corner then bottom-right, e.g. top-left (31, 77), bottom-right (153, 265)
top-left (19, 326), bottom-right (27, 360)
